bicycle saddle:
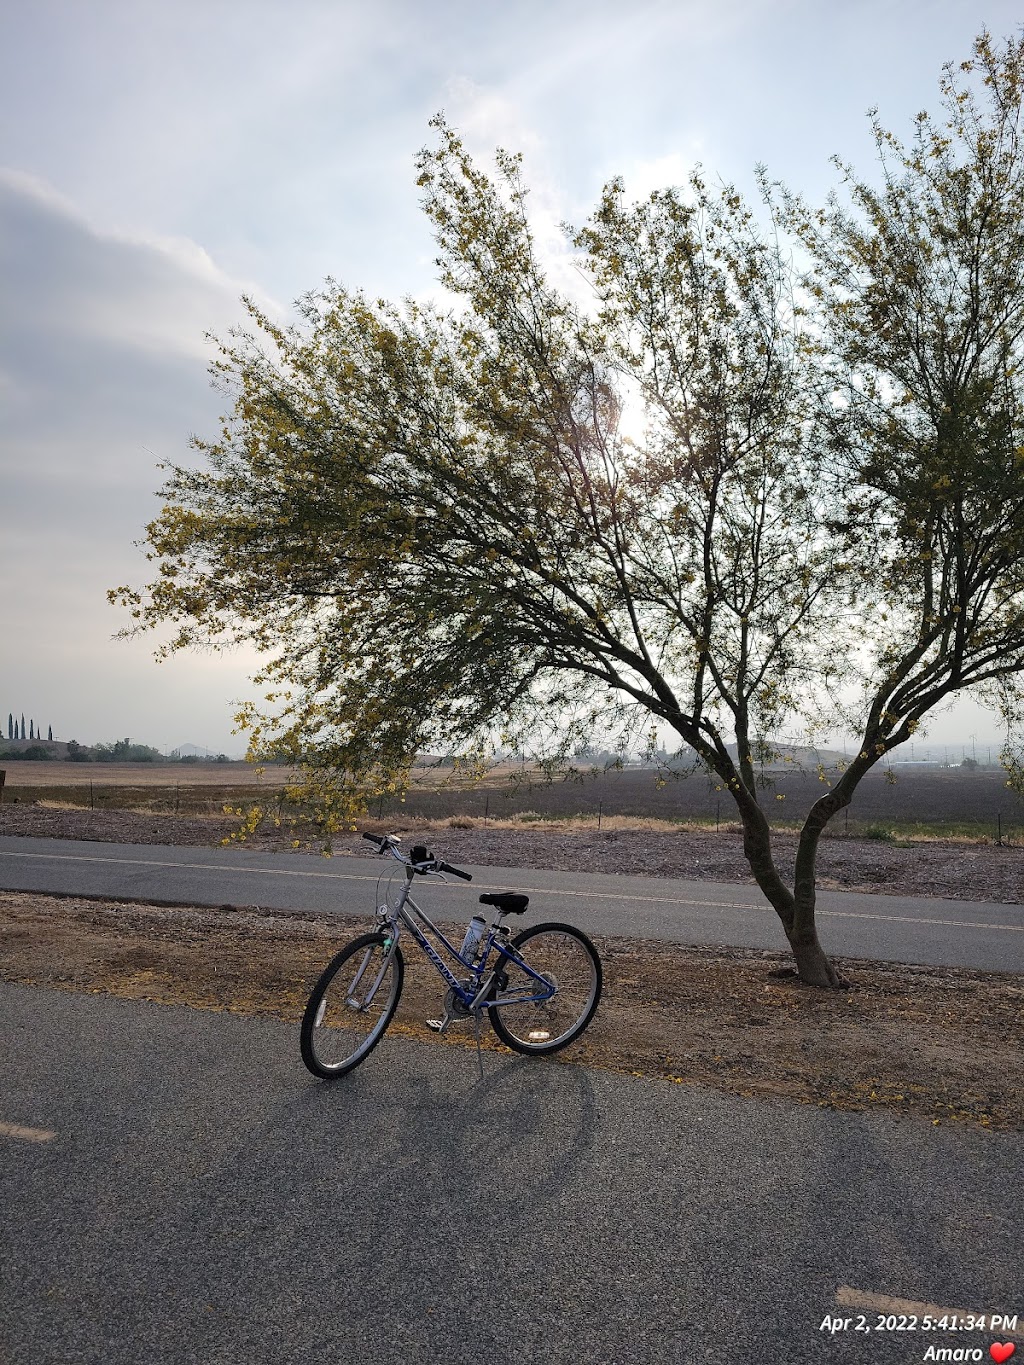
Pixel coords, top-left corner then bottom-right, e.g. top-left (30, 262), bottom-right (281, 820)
top-left (479, 892), bottom-right (529, 915)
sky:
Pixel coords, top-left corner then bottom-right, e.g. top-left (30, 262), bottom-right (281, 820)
top-left (0, 0), bottom-right (1018, 757)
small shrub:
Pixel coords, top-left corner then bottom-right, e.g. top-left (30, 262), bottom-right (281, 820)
top-left (864, 824), bottom-right (894, 841)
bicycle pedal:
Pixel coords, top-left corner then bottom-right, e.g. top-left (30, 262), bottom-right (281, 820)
top-left (426, 1013), bottom-right (471, 1033)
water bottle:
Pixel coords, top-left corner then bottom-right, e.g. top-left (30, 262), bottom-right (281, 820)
top-left (460, 914), bottom-right (486, 964)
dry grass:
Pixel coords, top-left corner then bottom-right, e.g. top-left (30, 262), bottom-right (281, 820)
top-left (433, 812), bottom-right (747, 834)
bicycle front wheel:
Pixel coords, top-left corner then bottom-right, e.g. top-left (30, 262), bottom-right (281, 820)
top-left (489, 922), bottom-right (602, 1055)
top-left (300, 933), bottom-right (404, 1079)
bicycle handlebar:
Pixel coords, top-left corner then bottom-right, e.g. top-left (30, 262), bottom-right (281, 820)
top-left (437, 860), bottom-right (472, 882)
top-left (361, 831), bottom-right (472, 881)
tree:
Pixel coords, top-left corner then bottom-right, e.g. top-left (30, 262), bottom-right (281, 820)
top-left (20, 715), bottom-right (25, 741)
top-left (48, 726), bottom-right (52, 742)
top-left (111, 37), bottom-right (1024, 987)
top-left (18, 744), bottom-right (52, 762)
top-left (7, 713), bottom-right (11, 740)
top-left (777, 31), bottom-right (1024, 818)
top-left (92, 738), bottom-right (161, 763)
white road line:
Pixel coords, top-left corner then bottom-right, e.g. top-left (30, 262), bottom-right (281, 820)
top-left (1, 848), bottom-right (1022, 931)
top-left (817, 908), bottom-right (1024, 932)
top-left (0, 849), bottom-right (378, 881)
top-left (0, 1120), bottom-right (56, 1143)
top-left (836, 1286), bottom-right (1023, 1340)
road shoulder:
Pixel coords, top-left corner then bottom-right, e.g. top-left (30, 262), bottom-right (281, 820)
top-left (2, 887), bottom-right (1020, 1131)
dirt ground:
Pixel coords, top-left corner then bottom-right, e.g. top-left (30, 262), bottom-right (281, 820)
top-left (2, 888), bottom-right (1022, 1132)
top-left (2, 804), bottom-right (1022, 1129)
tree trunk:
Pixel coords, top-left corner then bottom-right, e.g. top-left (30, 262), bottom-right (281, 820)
top-left (784, 916), bottom-right (848, 988)
top-left (736, 791), bottom-right (848, 988)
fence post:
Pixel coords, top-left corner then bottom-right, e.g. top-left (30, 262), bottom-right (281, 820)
top-left (484, 794), bottom-right (490, 824)
top-left (597, 800), bottom-right (602, 831)
top-left (0, 769), bottom-right (5, 803)
top-left (998, 812), bottom-right (1002, 846)
top-left (90, 780), bottom-right (94, 810)
top-left (716, 800), bottom-right (720, 833)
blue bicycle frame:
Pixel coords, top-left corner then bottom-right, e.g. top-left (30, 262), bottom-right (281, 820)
top-left (378, 873), bottom-right (554, 1012)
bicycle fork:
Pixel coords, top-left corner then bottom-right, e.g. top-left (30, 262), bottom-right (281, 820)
top-left (312, 942), bottom-right (392, 1027)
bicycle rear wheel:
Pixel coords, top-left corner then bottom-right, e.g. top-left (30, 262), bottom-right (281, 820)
top-left (300, 933), bottom-right (404, 1078)
top-left (488, 922), bottom-right (602, 1055)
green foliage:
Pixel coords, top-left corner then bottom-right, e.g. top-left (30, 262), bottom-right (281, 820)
top-left (111, 117), bottom-right (845, 837)
top-left (781, 31), bottom-right (1024, 754)
top-left (0, 744), bottom-right (54, 761)
top-left (92, 738), bottom-right (163, 763)
top-left (109, 33), bottom-right (1024, 983)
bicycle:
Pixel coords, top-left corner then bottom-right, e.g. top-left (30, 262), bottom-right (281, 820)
top-left (299, 832), bottom-right (603, 1079)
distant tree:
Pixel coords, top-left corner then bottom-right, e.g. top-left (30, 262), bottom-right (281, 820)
top-left (7, 713), bottom-right (11, 739)
top-left (47, 725), bottom-right (52, 741)
top-left (28, 721), bottom-right (33, 740)
top-left (92, 737), bottom-right (162, 762)
top-left (20, 715), bottom-right (25, 740)
top-left (66, 740), bottom-right (91, 762)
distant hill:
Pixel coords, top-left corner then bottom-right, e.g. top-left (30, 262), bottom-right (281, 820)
top-left (166, 744), bottom-right (243, 762)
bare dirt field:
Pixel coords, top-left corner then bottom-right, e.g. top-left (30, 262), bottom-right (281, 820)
top-left (4, 760), bottom-right (1024, 837)
top-left (0, 762), bottom-right (272, 787)
top-left (1, 801), bottom-right (1022, 1130)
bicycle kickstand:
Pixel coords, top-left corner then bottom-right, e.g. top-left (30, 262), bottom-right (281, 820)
top-left (472, 1009), bottom-right (485, 1082)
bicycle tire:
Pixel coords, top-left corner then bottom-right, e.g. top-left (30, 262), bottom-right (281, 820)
top-left (300, 932), bottom-right (404, 1079)
top-left (488, 922), bottom-right (602, 1055)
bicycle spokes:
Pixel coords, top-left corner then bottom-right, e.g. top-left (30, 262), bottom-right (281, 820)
top-left (300, 935), bottom-right (404, 1077)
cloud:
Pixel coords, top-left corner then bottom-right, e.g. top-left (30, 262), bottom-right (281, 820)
top-left (620, 151), bottom-right (706, 201)
top-left (0, 170), bottom-right (268, 750)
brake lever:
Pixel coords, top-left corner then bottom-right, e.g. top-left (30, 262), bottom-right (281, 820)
top-left (410, 860), bottom-right (447, 880)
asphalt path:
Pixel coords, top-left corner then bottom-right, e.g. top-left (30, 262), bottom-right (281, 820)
top-left (1, 983), bottom-right (1021, 1365)
top-left (1, 834), bottom-right (1023, 972)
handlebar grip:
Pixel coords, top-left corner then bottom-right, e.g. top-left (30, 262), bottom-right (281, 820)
top-left (362, 832), bottom-right (385, 846)
top-left (439, 861), bottom-right (472, 882)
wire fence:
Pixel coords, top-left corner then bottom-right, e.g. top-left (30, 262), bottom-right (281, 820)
top-left (2, 769), bottom-right (1024, 844)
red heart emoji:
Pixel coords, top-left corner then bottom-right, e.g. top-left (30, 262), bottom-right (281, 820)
top-left (990, 1345), bottom-right (1015, 1364)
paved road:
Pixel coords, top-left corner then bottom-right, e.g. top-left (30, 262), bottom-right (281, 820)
top-left (2, 834), bottom-right (1023, 972)
top-left (1, 983), bottom-right (1021, 1365)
